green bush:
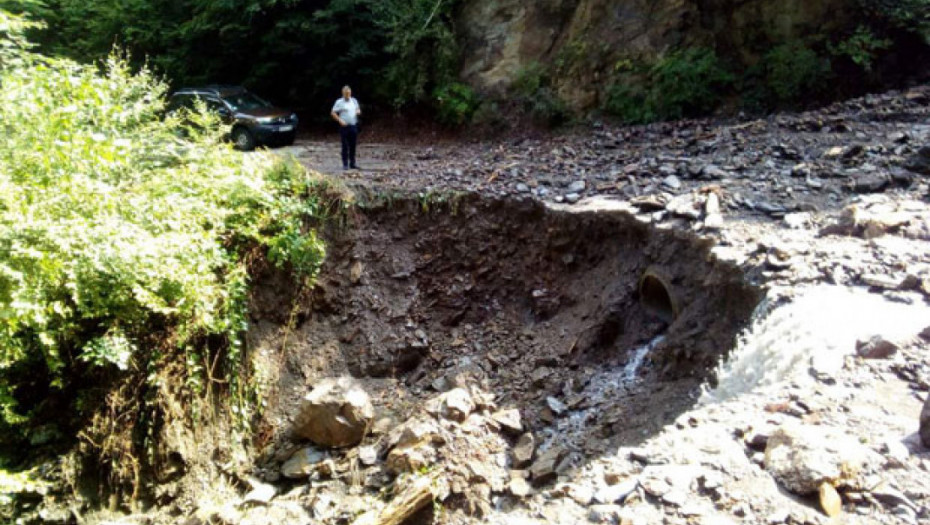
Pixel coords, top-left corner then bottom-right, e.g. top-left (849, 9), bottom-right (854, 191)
top-left (0, 10), bottom-right (328, 443)
top-left (510, 62), bottom-right (571, 126)
top-left (649, 48), bottom-right (733, 119)
top-left (604, 81), bottom-right (653, 124)
top-left (433, 82), bottom-right (480, 126)
top-left (511, 62), bottom-right (548, 99)
top-left (829, 26), bottom-right (892, 72)
top-left (859, 0), bottom-right (930, 42)
top-left (604, 48), bottom-right (732, 123)
top-left (763, 41), bottom-right (832, 105)
top-left (372, 0), bottom-right (463, 109)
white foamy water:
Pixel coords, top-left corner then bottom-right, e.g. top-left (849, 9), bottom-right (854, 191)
top-left (702, 285), bottom-right (930, 404)
top-left (538, 335), bottom-right (665, 452)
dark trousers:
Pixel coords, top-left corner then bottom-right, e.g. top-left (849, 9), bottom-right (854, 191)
top-left (340, 125), bottom-right (358, 168)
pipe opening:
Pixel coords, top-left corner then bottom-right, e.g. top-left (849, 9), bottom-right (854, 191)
top-left (640, 271), bottom-right (676, 323)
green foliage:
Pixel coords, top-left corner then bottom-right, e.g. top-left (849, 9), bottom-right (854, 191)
top-left (0, 10), bottom-right (327, 442)
top-left (512, 62), bottom-right (547, 99)
top-left (510, 62), bottom-right (571, 126)
top-left (373, 0), bottom-right (462, 109)
top-left (829, 26), bottom-right (892, 71)
top-left (433, 82), bottom-right (479, 126)
top-left (605, 48), bottom-right (732, 123)
top-left (762, 41), bottom-right (832, 105)
top-left (604, 81), bottom-right (654, 124)
top-left (858, 0), bottom-right (930, 42)
top-left (649, 48), bottom-right (733, 119)
top-left (3, 0), bottom-right (463, 113)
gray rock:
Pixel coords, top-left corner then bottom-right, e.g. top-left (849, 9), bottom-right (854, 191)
top-left (704, 213), bottom-right (724, 230)
top-left (881, 439), bottom-right (909, 465)
top-left (386, 440), bottom-right (437, 474)
top-left (281, 447), bottom-right (326, 479)
top-left (704, 193), bottom-right (720, 216)
top-left (904, 146), bottom-right (930, 174)
top-left (546, 396), bottom-right (568, 416)
top-left (516, 182), bottom-right (530, 193)
top-left (791, 163), bottom-right (812, 178)
top-left (630, 194), bottom-right (668, 211)
top-left (661, 175), bottom-right (681, 190)
top-left (441, 388), bottom-right (474, 422)
top-left (243, 479), bottom-right (277, 504)
top-left (921, 396), bottom-right (930, 448)
top-left (358, 445), bottom-right (379, 466)
top-left (564, 483), bottom-right (594, 505)
top-left (568, 180), bottom-right (587, 193)
top-left (666, 194), bottom-right (702, 220)
top-left (509, 475), bottom-right (533, 497)
top-left (855, 335), bottom-right (899, 359)
top-left (851, 174), bottom-right (889, 193)
top-left (920, 326), bottom-right (930, 341)
top-left (755, 201), bottom-right (788, 216)
top-left (701, 165), bottom-right (728, 180)
top-left (529, 446), bottom-right (568, 485)
top-left (871, 481), bottom-right (919, 512)
top-left (783, 212), bottom-right (810, 229)
top-left (588, 504), bottom-right (623, 523)
top-left (491, 409), bottom-right (523, 434)
top-left (513, 432), bottom-right (536, 467)
top-left (764, 424), bottom-right (880, 495)
top-left (861, 273), bottom-right (903, 290)
top-left (565, 192), bottom-right (582, 204)
top-left (594, 477), bottom-right (638, 504)
top-left (293, 377), bottom-right (374, 448)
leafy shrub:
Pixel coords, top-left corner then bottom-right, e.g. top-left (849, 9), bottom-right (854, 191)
top-left (858, 0), bottom-right (930, 41)
top-left (512, 62), bottom-right (548, 99)
top-left (604, 48), bottom-right (732, 123)
top-left (829, 26), bottom-right (892, 71)
top-left (604, 80), bottom-right (654, 124)
top-left (433, 82), bottom-right (480, 126)
top-left (510, 62), bottom-right (572, 126)
top-left (648, 48), bottom-right (733, 119)
top-left (0, 10), bottom-right (328, 443)
top-left (373, 0), bottom-right (463, 108)
top-left (763, 41), bottom-right (832, 105)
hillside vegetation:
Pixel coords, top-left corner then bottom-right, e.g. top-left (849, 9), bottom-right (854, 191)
top-left (5, 0), bottom-right (930, 125)
top-left (0, 9), bottom-right (331, 461)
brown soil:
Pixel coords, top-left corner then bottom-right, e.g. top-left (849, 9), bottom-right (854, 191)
top-left (249, 193), bottom-right (760, 466)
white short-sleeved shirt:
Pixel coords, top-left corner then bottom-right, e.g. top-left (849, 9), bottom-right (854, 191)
top-left (332, 97), bottom-right (360, 126)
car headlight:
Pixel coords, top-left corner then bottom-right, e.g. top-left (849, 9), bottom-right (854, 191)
top-left (255, 116), bottom-right (275, 124)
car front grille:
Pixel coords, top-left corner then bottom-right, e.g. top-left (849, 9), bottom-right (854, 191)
top-left (270, 115), bottom-right (295, 125)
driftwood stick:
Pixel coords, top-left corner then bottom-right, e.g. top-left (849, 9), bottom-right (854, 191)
top-left (354, 474), bottom-right (437, 525)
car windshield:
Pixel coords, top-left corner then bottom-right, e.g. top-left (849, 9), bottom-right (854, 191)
top-left (222, 92), bottom-right (271, 111)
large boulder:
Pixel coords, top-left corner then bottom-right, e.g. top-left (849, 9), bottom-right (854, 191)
top-left (905, 145), bottom-right (930, 175)
top-left (764, 424), bottom-right (880, 495)
top-left (293, 377), bottom-right (374, 448)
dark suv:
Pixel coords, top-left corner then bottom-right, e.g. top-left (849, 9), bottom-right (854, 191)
top-left (167, 86), bottom-right (298, 150)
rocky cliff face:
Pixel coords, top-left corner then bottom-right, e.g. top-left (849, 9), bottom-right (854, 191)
top-left (457, 0), bottom-right (850, 110)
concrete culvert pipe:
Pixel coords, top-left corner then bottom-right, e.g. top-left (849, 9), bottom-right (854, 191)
top-left (639, 269), bottom-right (677, 322)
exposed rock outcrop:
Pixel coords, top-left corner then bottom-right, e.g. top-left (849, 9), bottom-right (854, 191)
top-left (458, 0), bottom-right (850, 110)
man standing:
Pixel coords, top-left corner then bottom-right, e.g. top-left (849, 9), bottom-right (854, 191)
top-left (331, 86), bottom-right (361, 170)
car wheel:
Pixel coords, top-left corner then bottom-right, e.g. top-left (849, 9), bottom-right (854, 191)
top-left (232, 127), bottom-right (256, 151)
